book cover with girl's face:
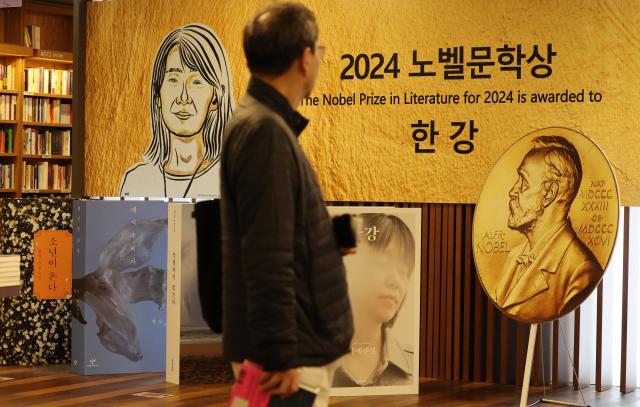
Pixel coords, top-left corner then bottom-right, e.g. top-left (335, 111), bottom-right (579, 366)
top-left (328, 206), bottom-right (421, 396)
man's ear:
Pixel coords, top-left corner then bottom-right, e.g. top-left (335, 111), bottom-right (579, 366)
top-left (543, 181), bottom-right (559, 207)
top-left (300, 46), bottom-right (314, 76)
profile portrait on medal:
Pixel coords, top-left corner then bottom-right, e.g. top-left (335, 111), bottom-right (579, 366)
top-left (333, 213), bottom-right (415, 388)
top-left (119, 23), bottom-right (233, 198)
top-left (493, 135), bottom-right (602, 321)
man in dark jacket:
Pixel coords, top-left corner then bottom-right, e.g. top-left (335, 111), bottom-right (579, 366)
top-left (220, 3), bottom-right (354, 405)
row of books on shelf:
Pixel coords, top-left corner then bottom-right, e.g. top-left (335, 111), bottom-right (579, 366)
top-left (22, 161), bottom-right (71, 191)
top-left (24, 68), bottom-right (73, 96)
top-left (23, 97), bottom-right (72, 124)
top-left (0, 164), bottom-right (13, 189)
top-left (23, 128), bottom-right (71, 156)
top-left (0, 94), bottom-right (17, 120)
top-left (1, 64), bottom-right (16, 91)
top-left (0, 128), bottom-right (14, 153)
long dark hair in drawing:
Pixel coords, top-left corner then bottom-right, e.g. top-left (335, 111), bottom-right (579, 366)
top-left (71, 219), bottom-right (167, 362)
top-left (146, 24), bottom-right (233, 167)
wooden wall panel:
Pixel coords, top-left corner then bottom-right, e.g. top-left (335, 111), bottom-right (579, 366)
top-left (3, 8), bottom-right (23, 45)
top-left (24, 11), bottom-right (73, 52)
top-left (0, 11), bottom-right (5, 43)
top-left (416, 202), bottom-right (532, 385)
top-left (359, 201), bottom-right (618, 393)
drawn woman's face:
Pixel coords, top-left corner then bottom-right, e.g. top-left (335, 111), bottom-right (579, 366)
top-left (345, 237), bottom-right (412, 324)
top-left (159, 46), bottom-right (217, 137)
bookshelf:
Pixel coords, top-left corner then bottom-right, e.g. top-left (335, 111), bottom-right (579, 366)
top-left (0, 1), bottom-right (73, 197)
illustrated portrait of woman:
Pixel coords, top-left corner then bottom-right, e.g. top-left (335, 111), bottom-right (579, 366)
top-left (333, 213), bottom-right (416, 388)
top-left (119, 24), bottom-right (233, 198)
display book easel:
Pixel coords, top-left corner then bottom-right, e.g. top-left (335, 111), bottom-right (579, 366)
top-left (520, 323), bottom-right (589, 407)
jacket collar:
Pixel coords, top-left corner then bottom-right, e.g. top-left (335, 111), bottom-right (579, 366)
top-left (247, 77), bottom-right (309, 137)
top-left (337, 329), bottom-right (412, 386)
top-left (501, 219), bottom-right (576, 309)
top-left (384, 329), bottom-right (413, 375)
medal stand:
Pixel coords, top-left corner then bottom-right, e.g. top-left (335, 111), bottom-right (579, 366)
top-left (520, 323), bottom-right (590, 407)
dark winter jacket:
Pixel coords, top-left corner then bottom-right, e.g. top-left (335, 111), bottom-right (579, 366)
top-left (220, 77), bottom-right (354, 371)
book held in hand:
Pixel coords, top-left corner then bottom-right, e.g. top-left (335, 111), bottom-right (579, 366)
top-left (229, 361), bottom-right (319, 407)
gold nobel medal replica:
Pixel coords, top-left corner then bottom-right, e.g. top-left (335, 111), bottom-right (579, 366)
top-left (473, 127), bottom-right (619, 323)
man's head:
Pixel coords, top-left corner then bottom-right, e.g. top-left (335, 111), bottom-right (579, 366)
top-left (243, 3), bottom-right (322, 98)
top-left (508, 136), bottom-right (582, 233)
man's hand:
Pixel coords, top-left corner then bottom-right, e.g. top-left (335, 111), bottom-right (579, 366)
top-left (260, 368), bottom-right (299, 397)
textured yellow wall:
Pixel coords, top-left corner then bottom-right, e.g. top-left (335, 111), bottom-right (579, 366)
top-left (85, 0), bottom-right (640, 205)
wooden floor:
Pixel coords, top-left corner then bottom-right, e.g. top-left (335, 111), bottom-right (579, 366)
top-left (0, 365), bottom-right (638, 406)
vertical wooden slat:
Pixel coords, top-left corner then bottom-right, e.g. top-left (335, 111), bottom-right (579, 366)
top-left (473, 275), bottom-right (485, 381)
top-left (427, 204), bottom-right (439, 378)
top-left (499, 314), bottom-right (509, 384)
top-left (445, 205), bottom-right (455, 379)
top-left (426, 204), bottom-right (436, 377)
top-left (462, 205), bottom-right (473, 381)
top-left (439, 205), bottom-right (449, 378)
top-left (432, 204), bottom-right (442, 378)
top-left (440, 204), bottom-right (448, 379)
top-left (486, 302), bottom-right (496, 382)
top-left (516, 322), bottom-right (527, 386)
top-left (453, 205), bottom-right (463, 380)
